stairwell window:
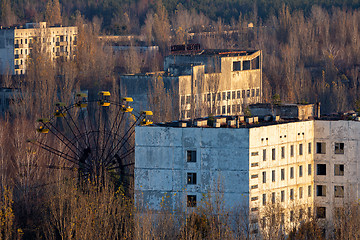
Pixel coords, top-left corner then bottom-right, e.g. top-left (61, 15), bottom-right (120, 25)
top-left (187, 173), bottom-right (197, 184)
top-left (187, 195), bottom-right (197, 207)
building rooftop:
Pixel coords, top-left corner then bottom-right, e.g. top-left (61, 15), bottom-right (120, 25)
top-left (170, 44), bottom-right (258, 57)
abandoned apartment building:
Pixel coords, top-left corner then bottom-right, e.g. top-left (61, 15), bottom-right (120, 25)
top-left (120, 46), bottom-right (262, 119)
top-left (0, 22), bottom-right (77, 75)
top-left (135, 103), bottom-right (360, 235)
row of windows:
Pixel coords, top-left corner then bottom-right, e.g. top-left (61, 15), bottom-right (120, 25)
top-left (316, 142), bottom-right (344, 154)
top-left (256, 186), bottom-right (312, 206)
top-left (316, 164), bottom-right (344, 176)
top-left (181, 103), bottom-right (245, 118)
top-left (316, 185), bottom-right (344, 198)
top-left (181, 88), bottom-right (260, 105)
top-left (257, 207), bottom-right (312, 227)
top-left (15, 35), bottom-right (77, 45)
top-left (259, 164), bottom-right (312, 184)
top-left (255, 142), bottom-right (312, 161)
top-left (233, 57), bottom-right (260, 71)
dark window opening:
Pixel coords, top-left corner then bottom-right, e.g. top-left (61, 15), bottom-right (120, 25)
top-left (316, 142), bottom-right (326, 154)
top-left (334, 186), bottom-right (344, 198)
top-left (272, 148), bottom-right (276, 160)
top-left (187, 195), bottom-right (197, 207)
top-left (335, 142), bottom-right (344, 154)
top-left (334, 164), bottom-right (344, 176)
top-left (243, 60), bottom-right (251, 70)
top-left (281, 168), bottom-right (285, 180)
top-left (237, 90), bottom-right (241, 99)
top-left (187, 173), bottom-right (197, 184)
top-left (316, 207), bottom-right (326, 219)
top-left (316, 185), bottom-right (326, 197)
top-left (299, 165), bottom-right (303, 177)
top-left (290, 167), bottom-right (294, 179)
top-left (187, 150), bottom-right (196, 162)
top-left (233, 61), bottom-right (241, 71)
top-left (317, 164), bottom-right (326, 175)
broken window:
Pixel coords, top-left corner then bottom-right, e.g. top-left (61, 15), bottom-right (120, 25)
top-left (227, 91), bottom-right (231, 100)
top-left (222, 106), bottom-right (226, 114)
top-left (334, 186), bottom-right (344, 198)
top-left (242, 90), bottom-right (245, 98)
top-left (317, 164), bottom-right (326, 175)
top-left (335, 142), bottom-right (344, 154)
top-left (187, 150), bottom-right (196, 162)
top-left (237, 90), bottom-right (241, 99)
top-left (187, 173), bottom-right (197, 184)
top-left (246, 90), bottom-right (250, 98)
top-left (316, 142), bottom-right (326, 154)
top-left (334, 164), bottom-right (344, 176)
top-left (299, 165), bottom-right (303, 177)
top-left (233, 61), bottom-right (241, 71)
top-left (237, 104), bottom-right (240, 112)
top-left (187, 195), bottom-right (197, 207)
top-left (227, 105), bottom-right (231, 114)
top-left (316, 185), bottom-right (326, 196)
top-left (316, 207), bottom-right (326, 219)
top-left (290, 189), bottom-right (294, 200)
top-left (222, 92), bottom-right (226, 100)
top-left (232, 91), bottom-right (236, 99)
top-left (290, 167), bottom-right (294, 179)
top-left (281, 146), bottom-right (285, 159)
top-left (251, 56), bottom-right (260, 69)
top-left (281, 168), bottom-right (285, 180)
top-left (251, 89), bottom-right (255, 97)
top-left (299, 144), bottom-right (303, 155)
top-left (243, 60), bottom-right (251, 70)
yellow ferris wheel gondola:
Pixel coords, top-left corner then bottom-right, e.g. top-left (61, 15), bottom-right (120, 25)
top-left (75, 92), bottom-right (88, 108)
top-left (37, 125), bottom-right (49, 133)
top-left (140, 111), bottom-right (153, 126)
top-left (98, 91), bottom-right (111, 107)
top-left (121, 97), bottom-right (133, 112)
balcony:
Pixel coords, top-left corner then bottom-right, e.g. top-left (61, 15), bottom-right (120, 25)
top-left (56, 41), bottom-right (68, 47)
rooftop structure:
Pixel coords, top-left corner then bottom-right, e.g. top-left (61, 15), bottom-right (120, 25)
top-left (0, 22), bottom-right (77, 75)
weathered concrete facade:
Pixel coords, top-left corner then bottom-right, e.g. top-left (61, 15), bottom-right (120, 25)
top-left (0, 22), bottom-right (77, 75)
top-left (135, 126), bottom-right (250, 211)
top-left (135, 118), bottom-right (360, 234)
top-left (120, 49), bottom-right (262, 120)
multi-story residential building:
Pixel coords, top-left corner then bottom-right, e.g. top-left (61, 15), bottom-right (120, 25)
top-left (134, 104), bottom-right (360, 236)
top-left (120, 46), bottom-right (262, 119)
top-left (0, 22), bottom-right (77, 75)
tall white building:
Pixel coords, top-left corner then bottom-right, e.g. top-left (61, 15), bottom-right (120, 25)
top-left (134, 110), bottom-right (360, 235)
top-left (0, 22), bottom-right (77, 75)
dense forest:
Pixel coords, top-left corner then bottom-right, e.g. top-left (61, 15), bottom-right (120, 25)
top-left (0, 0), bottom-right (360, 239)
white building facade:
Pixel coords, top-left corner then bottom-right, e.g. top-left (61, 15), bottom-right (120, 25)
top-left (0, 22), bottom-right (77, 75)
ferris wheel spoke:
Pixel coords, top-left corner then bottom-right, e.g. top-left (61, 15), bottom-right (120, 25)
top-left (44, 121), bottom-right (83, 159)
top-left (102, 115), bottom-right (141, 166)
top-left (62, 106), bottom-right (88, 149)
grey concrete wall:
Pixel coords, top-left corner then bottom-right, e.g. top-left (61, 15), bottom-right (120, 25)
top-left (135, 126), bottom-right (250, 211)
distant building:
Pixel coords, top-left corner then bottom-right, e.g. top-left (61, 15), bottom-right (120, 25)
top-left (0, 22), bottom-right (77, 75)
top-left (135, 105), bottom-right (360, 236)
top-left (0, 88), bottom-right (19, 113)
top-left (120, 46), bottom-right (262, 119)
